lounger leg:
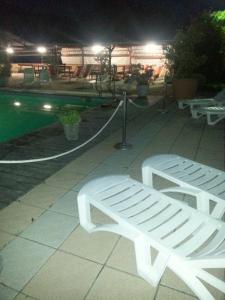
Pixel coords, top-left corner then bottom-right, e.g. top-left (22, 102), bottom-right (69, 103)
top-left (168, 259), bottom-right (216, 300)
top-left (196, 192), bottom-right (210, 215)
top-left (207, 113), bottom-right (214, 125)
top-left (191, 109), bottom-right (203, 119)
top-left (142, 166), bottom-right (154, 187)
top-left (134, 235), bottom-right (169, 287)
top-left (206, 113), bottom-right (225, 125)
top-left (77, 194), bottom-right (96, 232)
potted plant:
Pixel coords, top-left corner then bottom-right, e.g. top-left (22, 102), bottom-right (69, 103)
top-left (129, 64), bottom-right (150, 97)
top-left (136, 73), bottom-right (150, 97)
top-left (165, 28), bottom-right (206, 100)
top-left (58, 109), bottom-right (81, 141)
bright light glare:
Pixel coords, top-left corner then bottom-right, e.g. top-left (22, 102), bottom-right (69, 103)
top-left (92, 44), bottom-right (104, 54)
top-left (6, 47), bottom-right (14, 54)
top-left (144, 43), bottom-right (161, 53)
top-left (14, 101), bottom-right (21, 107)
top-left (37, 46), bottom-right (47, 54)
top-left (43, 104), bottom-right (52, 110)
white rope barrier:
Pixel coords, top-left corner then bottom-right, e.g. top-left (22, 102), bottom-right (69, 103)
top-left (128, 98), bottom-right (151, 109)
top-left (0, 100), bottom-right (123, 164)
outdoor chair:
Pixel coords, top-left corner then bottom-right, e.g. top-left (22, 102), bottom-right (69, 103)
top-left (23, 68), bottom-right (35, 84)
top-left (178, 89), bottom-right (225, 110)
top-left (142, 154), bottom-right (225, 219)
top-left (191, 105), bottom-right (225, 125)
top-left (39, 69), bottom-right (51, 85)
top-left (78, 156), bottom-right (225, 300)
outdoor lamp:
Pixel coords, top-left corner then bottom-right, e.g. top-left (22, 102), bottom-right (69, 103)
top-left (37, 46), bottom-right (47, 54)
top-left (92, 44), bottom-right (104, 54)
top-left (144, 43), bottom-right (160, 53)
top-left (6, 47), bottom-right (14, 54)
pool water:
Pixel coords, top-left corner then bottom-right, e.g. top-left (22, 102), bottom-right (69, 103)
top-left (0, 91), bottom-right (107, 142)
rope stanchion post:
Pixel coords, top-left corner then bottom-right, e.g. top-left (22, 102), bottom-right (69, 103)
top-left (114, 91), bottom-right (132, 150)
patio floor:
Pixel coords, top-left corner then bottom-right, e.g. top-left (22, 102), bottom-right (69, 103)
top-left (0, 99), bottom-right (224, 300)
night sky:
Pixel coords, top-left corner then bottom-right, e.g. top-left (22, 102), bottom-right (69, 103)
top-left (0, 0), bottom-right (225, 44)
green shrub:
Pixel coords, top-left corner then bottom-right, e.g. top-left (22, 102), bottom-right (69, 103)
top-left (164, 11), bottom-right (225, 83)
top-left (58, 109), bottom-right (81, 125)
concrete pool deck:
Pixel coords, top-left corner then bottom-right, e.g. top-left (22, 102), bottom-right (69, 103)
top-left (0, 99), bottom-right (224, 300)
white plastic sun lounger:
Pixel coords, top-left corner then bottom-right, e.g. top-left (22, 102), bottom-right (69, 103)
top-left (191, 106), bottom-right (225, 125)
top-left (178, 89), bottom-right (225, 110)
top-left (78, 175), bottom-right (225, 300)
top-left (142, 154), bottom-right (225, 219)
top-left (178, 97), bottom-right (216, 109)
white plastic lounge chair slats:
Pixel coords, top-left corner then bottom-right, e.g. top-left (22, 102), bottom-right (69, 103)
top-left (163, 218), bottom-right (203, 247)
top-left (149, 210), bottom-right (190, 238)
top-left (142, 154), bottom-right (225, 219)
top-left (178, 98), bottom-right (215, 109)
top-left (113, 190), bottom-right (152, 211)
top-left (195, 227), bottom-right (225, 257)
top-left (78, 174), bottom-right (225, 300)
top-left (191, 106), bottom-right (225, 125)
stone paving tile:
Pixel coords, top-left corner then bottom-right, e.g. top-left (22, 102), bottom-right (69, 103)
top-left (195, 149), bottom-right (224, 161)
top-left (22, 251), bottom-right (102, 300)
top-left (161, 267), bottom-right (225, 299)
top-left (71, 165), bottom-right (128, 192)
top-left (196, 158), bottom-right (224, 170)
top-left (14, 293), bottom-right (37, 300)
top-left (0, 232), bottom-right (15, 250)
top-left (88, 163), bottom-right (128, 176)
top-left (0, 284), bottom-right (18, 300)
top-left (102, 151), bottom-right (140, 168)
top-left (44, 170), bottom-right (85, 190)
top-left (20, 210), bottom-right (78, 248)
top-left (0, 237), bottom-right (55, 290)
top-left (106, 237), bottom-right (137, 275)
top-left (60, 226), bottom-right (119, 264)
top-left (85, 266), bottom-right (157, 300)
top-left (60, 208), bottom-right (118, 264)
top-left (19, 183), bottom-right (68, 209)
top-left (59, 159), bottom-right (100, 175)
top-left (0, 202), bottom-right (44, 235)
top-left (156, 285), bottom-right (196, 300)
top-left (48, 190), bottom-right (79, 217)
top-left (161, 268), bottom-right (196, 297)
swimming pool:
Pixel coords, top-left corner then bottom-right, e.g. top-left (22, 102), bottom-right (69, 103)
top-left (0, 91), bottom-right (107, 142)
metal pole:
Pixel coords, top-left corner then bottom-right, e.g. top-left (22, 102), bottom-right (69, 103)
top-left (114, 91), bottom-right (132, 150)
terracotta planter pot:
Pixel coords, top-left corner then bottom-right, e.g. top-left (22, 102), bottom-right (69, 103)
top-left (173, 78), bottom-right (198, 100)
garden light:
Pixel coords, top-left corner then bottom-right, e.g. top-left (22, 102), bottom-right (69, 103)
top-left (92, 44), bottom-right (104, 54)
top-left (6, 47), bottom-right (14, 54)
top-left (13, 101), bottom-right (21, 107)
top-left (43, 104), bottom-right (52, 110)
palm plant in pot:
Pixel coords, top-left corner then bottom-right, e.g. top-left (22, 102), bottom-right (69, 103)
top-left (165, 28), bottom-right (206, 100)
top-left (129, 64), bottom-right (150, 97)
top-left (58, 109), bottom-right (81, 141)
